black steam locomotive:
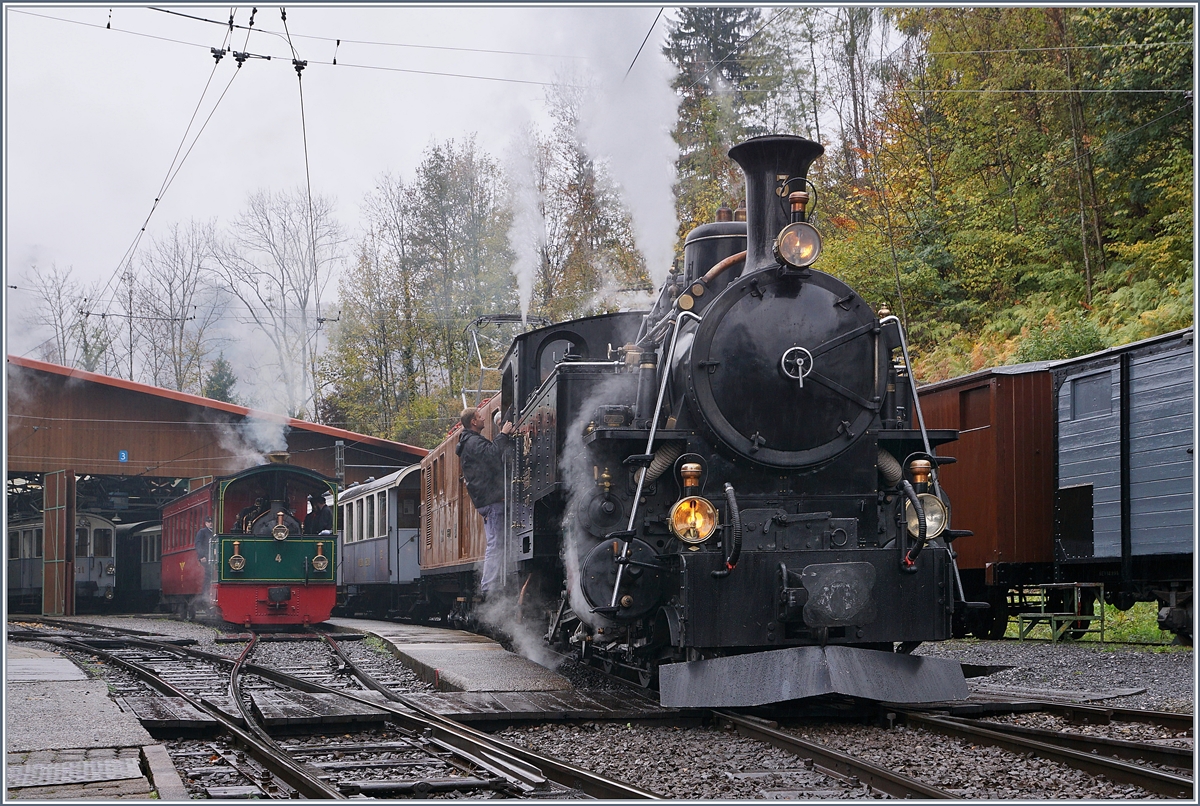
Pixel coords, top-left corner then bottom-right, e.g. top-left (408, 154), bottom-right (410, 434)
top-left (493, 135), bottom-right (971, 707)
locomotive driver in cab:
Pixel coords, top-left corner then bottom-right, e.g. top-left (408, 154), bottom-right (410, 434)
top-left (304, 493), bottom-right (333, 535)
top-left (456, 406), bottom-right (514, 598)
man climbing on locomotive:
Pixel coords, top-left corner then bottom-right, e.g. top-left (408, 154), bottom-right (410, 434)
top-left (456, 406), bottom-right (514, 597)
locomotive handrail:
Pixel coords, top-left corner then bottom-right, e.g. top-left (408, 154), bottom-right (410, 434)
top-left (610, 311), bottom-right (701, 609)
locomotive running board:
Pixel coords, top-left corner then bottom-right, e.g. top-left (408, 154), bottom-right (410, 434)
top-left (658, 646), bottom-right (968, 708)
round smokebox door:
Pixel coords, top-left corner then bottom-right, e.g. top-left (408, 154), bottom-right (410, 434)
top-left (687, 270), bottom-right (884, 469)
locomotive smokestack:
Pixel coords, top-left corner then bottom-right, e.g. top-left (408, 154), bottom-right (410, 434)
top-left (727, 136), bottom-right (824, 274)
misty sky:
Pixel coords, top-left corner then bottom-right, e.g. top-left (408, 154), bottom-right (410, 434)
top-left (3, 4), bottom-right (681, 358)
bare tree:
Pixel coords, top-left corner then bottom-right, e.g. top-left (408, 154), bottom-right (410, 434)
top-left (137, 220), bottom-right (225, 393)
top-left (20, 264), bottom-right (116, 372)
top-left (211, 189), bottom-right (344, 418)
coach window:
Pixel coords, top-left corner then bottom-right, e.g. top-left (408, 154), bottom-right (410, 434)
top-left (8, 530), bottom-right (18, 560)
top-left (366, 495), bottom-right (375, 539)
top-left (34, 529), bottom-right (43, 558)
top-left (377, 492), bottom-right (387, 535)
top-left (22, 530), bottom-right (34, 558)
top-left (76, 527), bottom-right (91, 558)
top-left (355, 499), bottom-right (364, 543)
top-left (93, 528), bottom-right (113, 557)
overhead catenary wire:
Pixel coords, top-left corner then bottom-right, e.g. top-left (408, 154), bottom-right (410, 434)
top-left (15, 8), bottom-right (572, 87)
top-left (88, 8), bottom-right (251, 332)
top-left (624, 8), bottom-right (663, 81)
top-left (148, 6), bottom-right (582, 60)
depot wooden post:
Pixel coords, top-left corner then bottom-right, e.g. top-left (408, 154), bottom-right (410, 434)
top-left (42, 469), bottom-right (76, 616)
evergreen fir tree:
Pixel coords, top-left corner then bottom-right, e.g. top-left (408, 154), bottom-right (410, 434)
top-left (203, 353), bottom-right (240, 404)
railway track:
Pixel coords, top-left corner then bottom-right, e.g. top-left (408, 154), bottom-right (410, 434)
top-left (9, 619), bottom-right (655, 799)
top-left (12, 616), bottom-right (1191, 799)
top-left (547, 644), bottom-right (1192, 799)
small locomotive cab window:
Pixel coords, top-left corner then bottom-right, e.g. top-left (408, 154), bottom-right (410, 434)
top-left (93, 528), bottom-right (113, 557)
top-left (76, 528), bottom-right (91, 557)
top-left (8, 530), bottom-right (19, 560)
top-left (538, 337), bottom-right (582, 382)
top-left (501, 365), bottom-right (515, 419)
top-left (1071, 372), bottom-right (1112, 420)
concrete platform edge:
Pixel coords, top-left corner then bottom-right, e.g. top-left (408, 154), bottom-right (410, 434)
top-left (323, 621), bottom-right (465, 691)
top-left (142, 744), bottom-right (189, 801)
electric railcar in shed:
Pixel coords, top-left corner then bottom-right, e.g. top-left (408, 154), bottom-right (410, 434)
top-left (7, 513), bottom-right (118, 612)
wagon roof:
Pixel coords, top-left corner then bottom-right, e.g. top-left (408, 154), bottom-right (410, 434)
top-left (916, 360), bottom-right (1056, 394)
top-left (1045, 326), bottom-right (1194, 370)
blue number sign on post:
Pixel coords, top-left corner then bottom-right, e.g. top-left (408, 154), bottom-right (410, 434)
top-left (118, 450), bottom-right (129, 463)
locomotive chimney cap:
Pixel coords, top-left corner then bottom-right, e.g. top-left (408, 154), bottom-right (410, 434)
top-left (266, 451), bottom-right (290, 464)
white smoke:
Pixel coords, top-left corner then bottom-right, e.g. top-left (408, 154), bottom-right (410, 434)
top-left (557, 373), bottom-right (640, 630)
top-left (504, 123), bottom-right (547, 323)
top-left (476, 591), bottom-right (558, 670)
top-left (205, 412), bottom-right (291, 473)
top-left (575, 14), bottom-right (681, 286)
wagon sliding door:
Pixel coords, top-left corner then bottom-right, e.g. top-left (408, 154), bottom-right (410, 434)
top-left (42, 469), bottom-right (76, 616)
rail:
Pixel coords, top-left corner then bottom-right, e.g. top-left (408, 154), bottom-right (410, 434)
top-left (715, 711), bottom-right (955, 799)
top-left (900, 711), bottom-right (1192, 798)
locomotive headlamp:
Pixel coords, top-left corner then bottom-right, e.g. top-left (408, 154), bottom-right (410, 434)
top-left (906, 494), bottom-right (948, 540)
top-left (669, 496), bottom-right (718, 544)
top-left (775, 221), bottom-right (822, 268)
top-left (311, 542), bottom-right (329, 572)
top-left (105, 564), bottom-right (116, 575)
top-left (272, 512), bottom-right (289, 541)
top-left (229, 541), bottom-right (246, 572)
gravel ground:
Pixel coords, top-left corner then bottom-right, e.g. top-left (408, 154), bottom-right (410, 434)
top-left (14, 616), bottom-right (1193, 799)
top-left (781, 721), bottom-right (1160, 799)
top-left (496, 722), bottom-right (868, 799)
top-left (917, 638), bottom-right (1195, 713)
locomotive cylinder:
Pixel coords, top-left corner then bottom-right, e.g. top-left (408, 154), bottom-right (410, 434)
top-left (727, 135), bottom-right (825, 273)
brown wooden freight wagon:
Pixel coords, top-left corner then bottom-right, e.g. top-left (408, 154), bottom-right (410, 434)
top-left (916, 362), bottom-right (1056, 639)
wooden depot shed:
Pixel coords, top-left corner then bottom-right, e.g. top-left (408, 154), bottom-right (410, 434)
top-left (916, 361), bottom-right (1057, 638)
top-left (7, 355), bottom-right (428, 616)
top-left (7, 355), bottom-right (427, 485)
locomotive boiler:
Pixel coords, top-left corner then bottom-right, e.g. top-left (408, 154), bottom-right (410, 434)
top-left (491, 135), bottom-right (972, 707)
